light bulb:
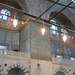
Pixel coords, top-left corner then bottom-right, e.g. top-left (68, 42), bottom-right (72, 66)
top-left (41, 27), bottom-right (46, 35)
top-left (69, 36), bottom-right (70, 38)
top-left (13, 19), bottom-right (18, 27)
top-left (62, 35), bottom-right (67, 42)
top-left (72, 37), bottom-right (74, 39)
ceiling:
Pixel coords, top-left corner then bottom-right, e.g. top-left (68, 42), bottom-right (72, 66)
top-left (50, 12), bottom-right (74, 28)
top-left (0, 0), bottom-right (75, 31)
top-left (0, 0), bottom-right (22, 10)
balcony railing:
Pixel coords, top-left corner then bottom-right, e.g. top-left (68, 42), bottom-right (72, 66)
top-left (0, 18), bottom-right (24, 31)
top-left (52, 57), bottom-right (75, 64)
top-left (0, 49), bottom-right (30, 59)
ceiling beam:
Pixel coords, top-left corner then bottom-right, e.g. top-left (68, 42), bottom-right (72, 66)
top-left (49, 1), bottom-right (73, 21)
top-left (0, 2), bottom-right (75, 33)
top-left (38, 0), bottom-right (60, 18)
top-left (0, 3), bottom-right (50, 23)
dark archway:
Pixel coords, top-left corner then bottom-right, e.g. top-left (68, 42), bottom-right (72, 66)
top-left (55, 71), bottom-right (65, 75)
top-left (8, 67), bottom-right (25, 75)
top-left (13, 49), bottom-right (18, 52)
top-left (73, 72), bottom-right (75, 75)
top-left (50, 11), bottom-right (74, 30)
top-left (0, 0), bottom-right (22, 10)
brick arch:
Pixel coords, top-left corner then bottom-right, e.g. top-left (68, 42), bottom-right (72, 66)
top-left (49, 7), bottom-right (75, 26)
top-left (55, 67), bottom-right (70, 75)
top-left (6, 63), bottom-right (29, 75)
top-left (0, 65), bottom-right (3, 75)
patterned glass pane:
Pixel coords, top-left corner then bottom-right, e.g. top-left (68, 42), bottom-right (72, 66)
top-left (0, 9), bottom-right (10, 20)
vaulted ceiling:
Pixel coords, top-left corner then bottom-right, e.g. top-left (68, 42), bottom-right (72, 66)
top-left (0, 0), bottom-right (22, 10)
top-left (0, 0), bottom-right (75, 31)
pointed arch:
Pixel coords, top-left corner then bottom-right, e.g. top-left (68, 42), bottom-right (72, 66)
top-left (49, 7), bottom-right (75, 27)
top-left (6, 63), bottom-right (30, 75)
top-left (55, 67), bottom-right (69, 75)
top-left (0, 65), bottom-right (3, 75)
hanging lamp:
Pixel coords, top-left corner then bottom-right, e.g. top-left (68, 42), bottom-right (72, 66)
top-left (41, 21), bottom-right (46, 35)
top-left (13, 12), bottom-right (18, 27)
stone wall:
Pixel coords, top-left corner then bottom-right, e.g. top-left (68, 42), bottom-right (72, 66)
top-left (0, 50), bottom-right (30, 75)
top-left (19, 22), bottom-right (31, 53)
top-left (0, 28), bottom-right (19, 50)
top-left (30, 20), bottom-right (51, 57)
top-left (0, 50), bottom-right (75, 75)
top-left (19, 20), bottom-right (51, 56)
top-left (31, 57), bottom-right (75, 75)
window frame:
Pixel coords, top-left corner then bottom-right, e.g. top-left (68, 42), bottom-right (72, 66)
top-left (0, 9), bottom-right (10, 21)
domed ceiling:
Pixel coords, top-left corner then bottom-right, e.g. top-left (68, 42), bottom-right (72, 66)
top-left (0, 0), bottom-right (75, 31)
top-left (0, 0), bottom-right (22, 10)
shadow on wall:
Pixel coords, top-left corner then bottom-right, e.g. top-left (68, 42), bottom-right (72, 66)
top-left (55, 71), bottom-right (65, 75)
top-left (7, 67), bottom-right (25, 75)
top-left (33, 64), bottom-right (43, 75)
top-left (13, 49), bottom-right (19, 52)
top-left (50, 11), bottom-right (74, 28)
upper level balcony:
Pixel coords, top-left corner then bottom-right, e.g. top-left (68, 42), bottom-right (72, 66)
top-left (50, 26), bottom-right (75, 46)
top-left (0, 17), bottom-right (25, 31)
top-left (0, 49), bottom-right (30, 60)
top-left (50, 25), bottom-right (75, 60)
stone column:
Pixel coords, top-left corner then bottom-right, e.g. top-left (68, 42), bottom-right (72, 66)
top-left (30, 20), bottom-right (51, 59)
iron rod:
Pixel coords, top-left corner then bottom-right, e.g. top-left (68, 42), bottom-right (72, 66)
top-left (49, 2), bottom-right (73, 20)
top-left (39, 0), bottom-right (60, 18)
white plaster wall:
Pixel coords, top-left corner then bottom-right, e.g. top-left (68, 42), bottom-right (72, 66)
top-left (0, 50), bottom-right (30, 75)
top-left (31, 59), bottom-right (52, 75)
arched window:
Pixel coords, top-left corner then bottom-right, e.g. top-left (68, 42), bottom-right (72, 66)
top-left (50, 25), bottom-right (57, 35)
top-left (55, 71), bottom-right (65, 75)
top-left (50, 20), bottom-right (57, 35)
top-left (50, 19), bottom-right (56, 23)
top-left (0, 45), bottom-right (7, 50)
top-left (61, 29), bottom-right (67, 36)
top-left (0, 9), bottom-right (10, 20)
top-left (70, 57), bottom-right (75, 60)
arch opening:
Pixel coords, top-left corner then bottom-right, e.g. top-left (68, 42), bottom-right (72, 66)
top-left (73, 72), bottom-right (75, 75)
top-left (7, 67), bottom-right (26, 75)
top-left (0, 0), bottom-right (22, 10)
top-left (50, 11), bottom-right (74, 29)
top-left (55, 71), bottom-right (65, 75)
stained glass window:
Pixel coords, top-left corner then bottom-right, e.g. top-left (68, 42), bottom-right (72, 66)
top-left (70, 57), bottom-right (75, 60)
top-left (50, 20), bottom-right (57, 35)
top-left (0, 9), bottom-right (10, 20)
top-left (61, 29), bottom-right (67, 36)
top-left (56, 55), bottom-right (63, 59)
top-left (0, 45), bottom-right (7, 50)
top-left (50, 25), bottom-right (57, 35)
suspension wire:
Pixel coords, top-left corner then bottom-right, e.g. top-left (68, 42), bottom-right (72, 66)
top-left (49, 1), bottom-right (73, 20)
top-left (39, 0), bottom-right (60, 18)
top-left (0, 3), bottom-right (75, 33)
top-left (48, 0), bottom-right (75, 9)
